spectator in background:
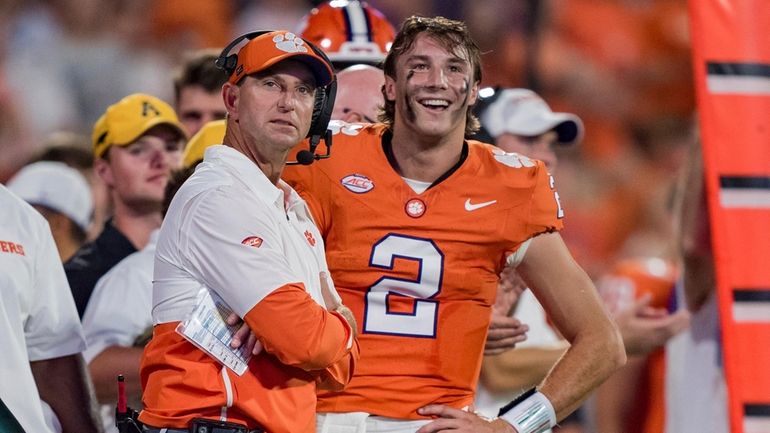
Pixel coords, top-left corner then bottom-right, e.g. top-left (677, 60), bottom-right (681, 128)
top-left (0, 183), bottom-right (102, 433)
top-left (181, 119), bottom-right (225, 168)
top-left (29, 133), bottom-right (109, 241)
top-left (172, 49), bottom-right (228, 136)
top-left (7, 161), bottom-right (93, 262)
top-left (664, 140), bottom-right (728, 433)
top-left (331, 64), bottom-right (385, 123)
top-left (65, 93), bottom-right (186, 317)
top-left (82, 119), bottom-right (225, 433)
top-left (3, 0), bottom-right (174, 144)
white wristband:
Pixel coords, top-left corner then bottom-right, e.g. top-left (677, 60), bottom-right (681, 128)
top-left (498, 390), bottom-right (556, 433)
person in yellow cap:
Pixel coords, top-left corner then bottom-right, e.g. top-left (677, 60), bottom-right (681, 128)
top-left (181, 119), bottom-right (226, 169)
top-left (139, 31), bottom-right (359, 433)
top-left (64, 93), bottom-right (187, 318)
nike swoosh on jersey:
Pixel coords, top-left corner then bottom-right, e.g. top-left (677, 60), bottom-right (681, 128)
top-left (464, 199), bottom-right (497, 211)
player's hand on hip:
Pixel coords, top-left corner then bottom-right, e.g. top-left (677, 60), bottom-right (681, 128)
top-left (416, 405), bottom-right (517, 433)
top-left (320, 271), bottom-right (358, 338)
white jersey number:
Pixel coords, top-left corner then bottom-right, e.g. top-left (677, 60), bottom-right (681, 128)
top-left (363, 234), bottom-right (444, 338)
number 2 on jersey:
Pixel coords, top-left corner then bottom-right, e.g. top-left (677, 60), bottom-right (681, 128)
top-left (363, 234), bottom-right (444, 338)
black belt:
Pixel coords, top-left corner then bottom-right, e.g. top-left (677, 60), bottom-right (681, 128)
top-left (143, 418), bottom-right (264, 433)
top-left (143, 427), bottom-right (263, 433)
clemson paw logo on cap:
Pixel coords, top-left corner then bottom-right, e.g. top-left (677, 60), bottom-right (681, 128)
top-left (273, 32), bottom-right (308, 53)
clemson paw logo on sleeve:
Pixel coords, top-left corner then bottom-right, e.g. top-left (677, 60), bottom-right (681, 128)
top-left (273, 32), bottom-right (308, 53)
top-left (328, 120), bottom-right (364, 136)
top-left (241, 236), bottom-right (263, 248)
top-left (492, 148), bottom-right (536, 168)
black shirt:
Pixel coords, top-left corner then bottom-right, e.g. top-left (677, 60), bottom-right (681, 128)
top-left (64, 220), bottom-right (137, 317)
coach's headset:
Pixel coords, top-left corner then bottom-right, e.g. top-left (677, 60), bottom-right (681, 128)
top-left (215, 30), bottom-right (336, 165)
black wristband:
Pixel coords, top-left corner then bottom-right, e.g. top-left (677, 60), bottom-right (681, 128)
top-left (498, 387), bottom-right (537, 417)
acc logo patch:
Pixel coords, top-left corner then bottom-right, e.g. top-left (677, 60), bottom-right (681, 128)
top-left (241, 236), bottom-right (263, 248)
top-left (492, 148), bottom-right (536, 168)
top-left (341, 174), bottom-right (374, 193)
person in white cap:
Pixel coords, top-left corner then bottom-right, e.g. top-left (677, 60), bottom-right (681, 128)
top-left (7, 161), bottom-right (93, 262)
top-left (0, 184), bottom-right (101, 433)
top-left (138, 30), bottom-right (358, 433)
top-left (64, 93), bottom-right (187, 317)
top-left (478, 88), bottom-right (583, 172)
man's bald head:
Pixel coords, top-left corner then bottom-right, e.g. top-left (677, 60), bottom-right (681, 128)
top-left (332, 64), bottom-right (386, 123)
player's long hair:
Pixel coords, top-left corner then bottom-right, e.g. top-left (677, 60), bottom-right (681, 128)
top-left (378, 16), bottom-right (482, 136)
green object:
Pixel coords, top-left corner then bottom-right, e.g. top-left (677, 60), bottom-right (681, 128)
top-left (0, 398), bottom-right (25, 433)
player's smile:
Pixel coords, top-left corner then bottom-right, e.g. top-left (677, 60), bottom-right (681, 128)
top-left (417, 97), bottom-right (451, 111)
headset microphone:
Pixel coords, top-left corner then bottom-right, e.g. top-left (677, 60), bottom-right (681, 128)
top-left (296, 150), bottom-right (316, 165)
top-left (290, 129), bottom-right (333, 165)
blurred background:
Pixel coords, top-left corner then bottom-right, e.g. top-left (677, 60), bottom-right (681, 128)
top-left (0, 0), bottom-right (695, 279)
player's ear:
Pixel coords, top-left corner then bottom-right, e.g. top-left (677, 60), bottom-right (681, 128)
top-left (468, 81), bottom-right (479, 106)
top-left (384, 75), bottom-right (397, 103)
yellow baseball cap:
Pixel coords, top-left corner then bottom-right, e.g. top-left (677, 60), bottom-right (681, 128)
top-left (182, 119), bottom-right (226, 168)
top-left (227, 31), bottom-right (334, 86)
top-left (92, 93), bottom-right (187, 158)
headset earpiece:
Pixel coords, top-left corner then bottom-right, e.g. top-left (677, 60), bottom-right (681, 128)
top-left (215, 31), bottom-right (271, 77)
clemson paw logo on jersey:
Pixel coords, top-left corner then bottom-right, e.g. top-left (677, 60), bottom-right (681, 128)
top-left (273, 32), bottom-right (308, 53)
top-left (492, 148), bottom-right (536, 168)
top-left (405, 198), bottom-right (426, 218)
top-left (241, 236), bottom-right (263, 248)
top-left (341, 174), bottom-right (375, 193)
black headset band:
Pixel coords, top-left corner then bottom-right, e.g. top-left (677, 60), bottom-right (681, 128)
top-left (215, 30), bottom-right (334, 78)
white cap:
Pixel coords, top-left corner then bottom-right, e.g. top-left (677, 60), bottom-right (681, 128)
top-left (7, 161), bottom-right (93, 231)
top-left (481, 88), bottom-right (584, 145)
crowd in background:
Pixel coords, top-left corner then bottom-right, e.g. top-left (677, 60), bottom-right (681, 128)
top-left (0, 1), bottom-right (706, 432)
top-left (0, 0), bottom-right (695, 282)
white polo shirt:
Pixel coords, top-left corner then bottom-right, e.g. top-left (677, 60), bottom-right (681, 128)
top-left (82, 230), bottom-right (159, 433)
top-left (152, 144), bottom-right (333, 325)
top-left (0, 185), bottom-right (86, 433)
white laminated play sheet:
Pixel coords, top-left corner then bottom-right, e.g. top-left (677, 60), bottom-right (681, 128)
top-left (176, 287), bottom-right (258, 376)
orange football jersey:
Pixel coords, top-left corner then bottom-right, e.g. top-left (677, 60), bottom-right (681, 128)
top-left (283, 123), bottom-right (564, 419)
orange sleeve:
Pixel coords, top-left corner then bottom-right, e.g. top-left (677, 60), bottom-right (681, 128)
top-left (314, 326), bottom-right (360, 392)
top-left (526, 161), bottom-right (565, 235)
top-left (244, 284), bottom-right (356, 371)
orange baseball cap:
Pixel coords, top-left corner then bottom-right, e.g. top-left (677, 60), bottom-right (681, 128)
top-left (228, 31), bottom-right (334, 87)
